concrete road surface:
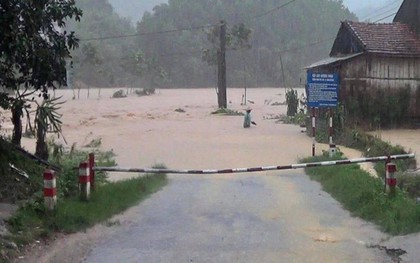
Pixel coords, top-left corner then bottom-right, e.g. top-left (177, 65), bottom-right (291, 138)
top-left (82, 171), bottom-right (395, 263)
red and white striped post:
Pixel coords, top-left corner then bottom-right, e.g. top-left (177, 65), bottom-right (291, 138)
top-left (79, 161), bottom-right (91, 201)
top-left (312, 107), bottom-right (316, 156)
top-left (328, 108), bottom-right (336, 157)
top-left (89, 153), bottom-right (95, 191)
top-left (386, 163), bottom-right (397, 196)
top-left (43, 169), bottom-right (57, 210)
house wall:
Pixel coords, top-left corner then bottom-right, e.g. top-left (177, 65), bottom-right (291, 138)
top-left (394, 0), bottom-right (420, 34)
top-left (340, 55), bottom-right (420, 118)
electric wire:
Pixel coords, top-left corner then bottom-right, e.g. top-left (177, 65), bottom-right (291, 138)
top-left (77, 1), bottom-right (402, 65)
top-left (360, 0), bottom-right (401, 21)
top-left (373, 12), bottom-right (398, 23)
top-left (250, 0), bottom-right (298, 20)
top-left (79, 24), bottom-right (215, 42)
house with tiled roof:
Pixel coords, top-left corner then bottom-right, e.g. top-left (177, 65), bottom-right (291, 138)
top-left (307, 0), bottom-right (420, 123)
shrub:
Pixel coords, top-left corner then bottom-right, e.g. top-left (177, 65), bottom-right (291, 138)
top-left (48, 141), bottom-right (116, 198)
top-left (344, 86), bottom-right (411, 128)
top-left (285, 88), bottom-right (298, 116)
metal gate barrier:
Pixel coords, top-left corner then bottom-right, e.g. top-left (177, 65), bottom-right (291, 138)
top-left (93, 153), bottom-right (415, 175)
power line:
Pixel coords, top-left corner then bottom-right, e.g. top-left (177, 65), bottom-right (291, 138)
top-left (279, 1), bottom-right (402, 55)
top-left (251, 0), bottom-right (299, 20)
top-left (79, 0), bottom-right (299, 42)
top-left (360, 0), bottom-right (401, 21)
top-left (363, 7), bottom-right (399, 22)
top-left (79, 24), bottom-right (216, 42)
top-left (373, 12), bottom-right (397, 23)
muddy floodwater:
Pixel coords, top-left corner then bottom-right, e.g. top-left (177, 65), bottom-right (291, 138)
top-left (3, 88), bottom-right (418, 263)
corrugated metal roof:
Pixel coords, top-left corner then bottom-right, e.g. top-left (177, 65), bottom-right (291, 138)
top-left (345, 21), bottom-right (420, 56)
top-left (306, 53), bottom-right (362, 69)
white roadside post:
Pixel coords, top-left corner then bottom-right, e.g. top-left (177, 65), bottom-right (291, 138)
top-left (79, 161), bottom-right (91, 201)
top-left (43, 169), bottom-right (57, 211)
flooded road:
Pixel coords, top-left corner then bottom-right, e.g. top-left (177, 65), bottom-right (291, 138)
top-left (9, 88), bottom-right (417, 262)
top-left (83, 172), bottom-right (391, 263)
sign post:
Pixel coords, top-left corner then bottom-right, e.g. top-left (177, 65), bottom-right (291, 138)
top-left (307, 72), bottom-right (339, 156)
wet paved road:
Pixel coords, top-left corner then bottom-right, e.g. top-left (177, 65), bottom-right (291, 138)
top-left (82, 171), bottom-right (393, 263)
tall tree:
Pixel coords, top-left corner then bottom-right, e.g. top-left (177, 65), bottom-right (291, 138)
top-left (202, 21), bottom-right (252, 108)
top-left (0, 0), bottom-right (82, 147)
top-left (136, 0), bottom-right (356, 88)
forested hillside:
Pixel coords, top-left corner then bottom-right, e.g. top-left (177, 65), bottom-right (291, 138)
top-left (67, 0), bottom-right (136, 87)
top-left (69, 0), bottom-right (357, 88)
top-left (108, 0), bottom-right (166, 23)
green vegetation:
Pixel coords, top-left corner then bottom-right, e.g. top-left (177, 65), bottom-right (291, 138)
top-left (0, 1), bottom-right (82, 147)
top-left (48, 140), bottom-right (115, 198)
top-left (8, 174), bottom-right (167, 237)
top-left (33, 97), bottom-right (66, 160)
top-left (0, 139), bottom-right (167, 262)
top-left (345, 86), bottom-right (412, 128)
top-left (0, 138), bottom-right (44, 202)
top-left (285, 88), bottom-right (299, 117)
top-left (67, 0), bottom-right (356, 88)
top-left (303, 153), bottom-right (420, 235)
top-left (307, 124), bottom-right (418, 199)
top-left (211, 108), bottom-right (244, 116)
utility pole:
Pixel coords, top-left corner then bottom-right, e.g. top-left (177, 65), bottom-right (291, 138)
top-left (279, 52), bottom-right (286, 94)
top-left (217, 20), bottom-right (227, 109)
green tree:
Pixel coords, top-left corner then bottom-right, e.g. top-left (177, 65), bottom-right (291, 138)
top-left (135, 0), bottom-right (356, 88)
top-left (0, 0), bottom-right (82, 146)
top-left (68, 0), bottom-right (136, 87)
top-left (33, 97), bottom-right (65, 160)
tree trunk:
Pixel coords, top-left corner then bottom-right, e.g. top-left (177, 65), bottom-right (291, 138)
top-left (217, 20), bottom-right (227, 109)
top-left (35, 123), bottom-right (48, 160)
top-left (11, 107), bottom-right (22, 146)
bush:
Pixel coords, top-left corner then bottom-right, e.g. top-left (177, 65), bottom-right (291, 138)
top-left (48, 141), bottom-right (116, 198)
top-left (345, 86), bottom-right (411, 128)
top-left (112, 89), bottom-right (126, 98)
top-left (211, 108), bottom-right (244, 116)
top-left (285, 88), bottom-right (299, 116)
top-left (397, 173), bottom-right (420, 199)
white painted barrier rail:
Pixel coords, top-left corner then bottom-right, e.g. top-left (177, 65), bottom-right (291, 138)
top-left (93, 153), bottom-right (415, 175)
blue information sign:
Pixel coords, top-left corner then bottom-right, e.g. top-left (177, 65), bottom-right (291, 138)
top-left (307, 72), bottom-right (339, 108)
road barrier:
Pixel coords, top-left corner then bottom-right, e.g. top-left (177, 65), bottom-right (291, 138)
top-left (79, 162), bottom-right (91, 201)
top-left (386, 163), bottom-right (397, 195)
top-left (43, 169), bottom-right (57, 210)
top-left (92, 153), bottom-right (415, 175)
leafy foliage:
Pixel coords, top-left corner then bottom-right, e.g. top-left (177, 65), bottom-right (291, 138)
top-left (346, 86), bottom-right (412, 128)
top-left (0, 0), bottom-right (82, 146)
top-left (33, 97), bottom-right (66, 160)
top-left (70, 0), bottom-right (356, 88)
top-left (0, 0), bottom-right (82, 96)
top-left (285, 88), bottom-right (299, 116)
top-left (48, 140), bottom-right (116, 198)
top-left (66, 0), bottom-right (136, 87)
top-left (0, 138), bottom-right (44, 202)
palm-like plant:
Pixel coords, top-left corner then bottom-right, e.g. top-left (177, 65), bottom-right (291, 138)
top-left (33, 97), bottom-right (66, 160)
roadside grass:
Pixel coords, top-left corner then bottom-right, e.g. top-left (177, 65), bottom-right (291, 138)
top-left (8, 173), bottom-right (167, 243)
top-left (1, 138), bottom-right (168, 263)
top-left (303, 154), bottom-right (420, 235)
top-left (54, 174), bottom-right (167, 232)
